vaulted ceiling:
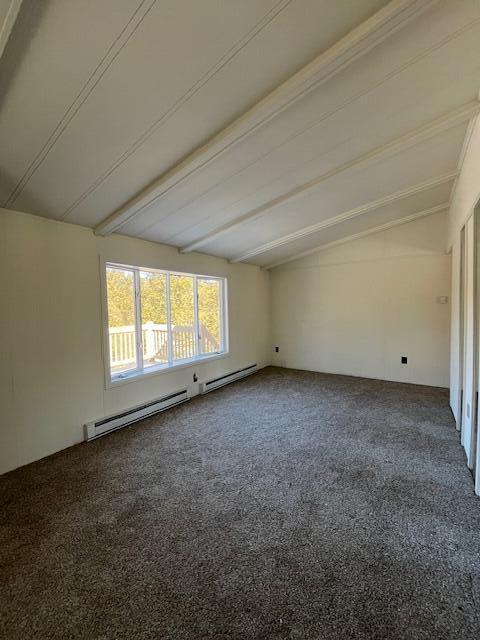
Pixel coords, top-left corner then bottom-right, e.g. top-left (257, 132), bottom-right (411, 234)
top-left (1, 0), bottom-right (479, 268)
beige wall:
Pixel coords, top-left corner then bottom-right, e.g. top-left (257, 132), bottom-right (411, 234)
top-left (0, 207), bottom-right (454, 475)
top-left (270, 212), bottom-right (451, 387)
top-left (0, 209), bottom-right (271, 474)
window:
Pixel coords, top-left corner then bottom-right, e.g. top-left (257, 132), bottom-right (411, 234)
top-left (105, 263), bottom-right (227, 382)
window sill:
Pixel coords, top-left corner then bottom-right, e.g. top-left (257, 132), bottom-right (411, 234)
top-left (106, 352), bottom-right (229, 389)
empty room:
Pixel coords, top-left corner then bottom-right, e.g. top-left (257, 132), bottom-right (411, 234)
top-left (1, 0), bottom-right (480, 638)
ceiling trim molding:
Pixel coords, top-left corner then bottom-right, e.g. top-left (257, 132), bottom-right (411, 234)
top-left (180, 100), bottom-right (478, 253)
top-left (95, 0), bottom-right (437, 237)
top-left (264, 203), bottom-right (448, 269)
top-left (0, 0), bottom-right (23, 61)
top-left (230, 172), bottom-right (457, 263)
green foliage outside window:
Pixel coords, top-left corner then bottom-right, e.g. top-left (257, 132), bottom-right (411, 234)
top-left (106, 268), bottom-right (222, 343)
top-left (106, 268), bottom-right (135, 326)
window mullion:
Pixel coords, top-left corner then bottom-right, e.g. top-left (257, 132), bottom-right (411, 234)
top-left (217, 279), bottom-right (223, 353)
top-left (134, 269), bottom-right (143, 373)
top-left (221, 279), bottom-right (227, 353)
top-left (166, 272), bottom-right (173, 366)
top-left (193, 275), bottom-right (200, 357)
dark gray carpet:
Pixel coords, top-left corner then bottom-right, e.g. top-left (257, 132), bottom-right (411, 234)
top-left (1, 367), bottom-right (480, 640)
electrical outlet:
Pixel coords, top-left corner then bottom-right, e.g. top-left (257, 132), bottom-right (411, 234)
top-left (193, 372), bottom-right (198, 382)
top-left (275, 346), bottom-right (279, 352)
top-left (401, 356), bottom-right (407, 364)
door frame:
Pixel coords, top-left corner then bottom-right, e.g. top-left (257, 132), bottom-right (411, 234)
top-left (473, 201), bottom-right (480, 493)
top-left (459, 205), bottom-right (480, 496)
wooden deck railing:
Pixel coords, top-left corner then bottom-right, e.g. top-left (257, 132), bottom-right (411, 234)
top-left (109, 322), bottom-right (219, 370)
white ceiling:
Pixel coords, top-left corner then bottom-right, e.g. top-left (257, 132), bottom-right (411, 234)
top-left (1, 0), bottom-right (479, 268)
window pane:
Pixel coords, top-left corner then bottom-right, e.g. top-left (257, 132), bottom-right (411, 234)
top-left (198, 278), bottom-right (222, 354)
top-left (140, 271), bottom-right (168, 368)
top-left (106, 267), bottom-right (137, 376)
top-left (170, 274), bottom-right (195, 360)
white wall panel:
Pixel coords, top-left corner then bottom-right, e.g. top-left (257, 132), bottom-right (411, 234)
top-left (448, 114), bottom-right (480, 494)
top-left (0, 208), bottom-right (271, 474)
top-left (449, 238), bottom-right (461, 424)
top-left (270, 212), bottom-right (450, 388)
top-left (461, 215), bottom-right (475, 465)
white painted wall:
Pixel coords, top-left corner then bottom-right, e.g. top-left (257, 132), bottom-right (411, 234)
top-left (0, 206), bottom-right (458, 476)
top-left (449, 236), bottom-right (462, 424)
top-left (461, 215), bottom-right (476, 463)
top-left (447, 114), bottom-right (480, 492)
top-left (0, 208), bottom-right (270, 474)
top-left (270, 212), bottom-right (451, 387)
top-left (448, 115), bottom-right (480, 421)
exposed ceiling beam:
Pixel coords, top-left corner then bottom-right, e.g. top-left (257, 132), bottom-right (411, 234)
top-left (0, 0), bottom-right (23, 61)
top-left (229, 172), bottom-right (457, 263)
top-left (264, 203), bottom-right (448, 270)
top-left (180, 100), bottom-right (478, 253)
top-left (95, 0), bottom-right (437, 237)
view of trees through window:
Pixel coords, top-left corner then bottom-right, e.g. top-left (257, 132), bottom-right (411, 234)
top-left (198, 278), bottom-right (221, 354)
top-left (170, 275), bottom-right (195, 361)
top-left (140, 271), bottom-right (167, 368)
top-left (106, 265), bottom-right (225, 378)
top-left (106, 267), bottom-right (138, 374)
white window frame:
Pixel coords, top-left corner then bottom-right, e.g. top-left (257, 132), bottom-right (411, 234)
top-left (102, 261), bottom-right (229, 388)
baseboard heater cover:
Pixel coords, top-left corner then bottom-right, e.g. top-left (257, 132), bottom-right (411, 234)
top-left (199, 364), bottom-right (257, 394)
top-left (85, 388), bottom-right (189, 441)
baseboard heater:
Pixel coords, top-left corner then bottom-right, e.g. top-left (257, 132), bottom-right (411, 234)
top-left (84, 388), bottom-right (190, 441)
top-left (199, 363), bottom-right (257, 394)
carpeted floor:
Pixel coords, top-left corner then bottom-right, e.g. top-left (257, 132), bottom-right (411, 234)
top-left (1, 367), bottom-right (480, 639)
